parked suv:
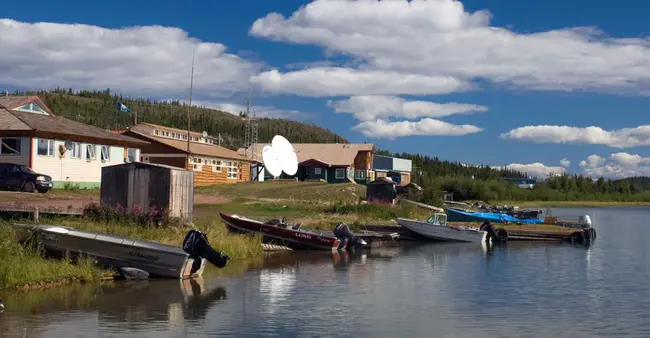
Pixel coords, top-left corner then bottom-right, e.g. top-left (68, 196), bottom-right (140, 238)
top-left (0, 163), bottom-right (53, 193)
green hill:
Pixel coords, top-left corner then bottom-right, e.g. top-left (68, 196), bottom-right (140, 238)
top-left (14, 88), bottom-right (348, 150)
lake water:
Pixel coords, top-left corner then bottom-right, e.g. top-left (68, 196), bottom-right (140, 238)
top-left (2, 206), bottom-right (650, 338)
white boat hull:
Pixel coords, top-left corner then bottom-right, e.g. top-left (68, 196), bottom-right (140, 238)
top-left (396, 218), bottom-right (488, 243)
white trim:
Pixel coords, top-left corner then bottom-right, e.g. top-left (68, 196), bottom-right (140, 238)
top-left (141, 153), bottom-right (188, 158)
top-left (335, 168), bottom-right (345, 179)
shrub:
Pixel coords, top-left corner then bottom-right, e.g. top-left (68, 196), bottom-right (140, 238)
top-left (82, 202), bottom-right (178, 227)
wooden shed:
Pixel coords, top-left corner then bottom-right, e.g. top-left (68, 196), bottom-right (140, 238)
top-left (396, 182), bottom-right (423, 201)
top-left (100, 162), bottom-right (194, 223)
top-left (366, 177), bottom-right (397, 205)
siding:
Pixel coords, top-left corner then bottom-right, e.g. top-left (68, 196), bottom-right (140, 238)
top-left (353, 151), bottom-right (372, 170)
top-left (31, 137), bottom-right (141, 187)
top-left (185, 158), bottom-right (250, 186)
top-left (0, 136), bottom-right (30, 166)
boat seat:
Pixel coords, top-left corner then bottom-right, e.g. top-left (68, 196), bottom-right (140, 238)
top-left (292, 223), bottom-right (301, 230)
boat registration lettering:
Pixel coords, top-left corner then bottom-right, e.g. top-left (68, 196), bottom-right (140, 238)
top-left (128, 251), bottom-right (159, 261)
top-left (295, 233), bottom-right (311, 239)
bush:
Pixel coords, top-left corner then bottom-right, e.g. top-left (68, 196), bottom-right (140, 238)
top-left (324, 200), bottom-right (416, 220)
top-left (82, 203), bottom-right (178, 227)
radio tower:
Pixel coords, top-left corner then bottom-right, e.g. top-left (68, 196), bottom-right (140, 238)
top-left (244, 87), bottom-right (258, 160)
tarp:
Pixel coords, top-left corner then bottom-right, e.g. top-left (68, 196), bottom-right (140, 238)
top-left (446, 208), bottom-right (543, 224)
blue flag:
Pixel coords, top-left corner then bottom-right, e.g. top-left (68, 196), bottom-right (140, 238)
top-left (117, 102), bottom-right (131, 113)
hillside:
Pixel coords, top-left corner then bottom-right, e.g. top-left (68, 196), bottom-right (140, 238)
top-left (14, 89), bottom-right (348, 150)
top-left (615, 177), bottom-right (650, 191)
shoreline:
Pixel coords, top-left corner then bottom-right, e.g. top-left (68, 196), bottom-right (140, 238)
top-left (492, 200), bottom-right (650, 208)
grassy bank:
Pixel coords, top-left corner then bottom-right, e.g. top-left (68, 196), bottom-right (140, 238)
top-left (0, 214), bottom-right (263, 291)
top-left (197, 181), bottom-right (366, 203)
top-left (493, 200), bottom-right (650, 208)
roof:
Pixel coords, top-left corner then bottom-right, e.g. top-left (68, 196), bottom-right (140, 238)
top-left (128, 123), bottom-right (248, 161)
top-left (0, 96), bottom-right (148, 148)
top-left (240, 142), bottom-right (375, 167)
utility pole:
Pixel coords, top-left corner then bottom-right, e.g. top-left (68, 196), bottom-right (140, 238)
top-left (186, 47), bottom-right (196, 165)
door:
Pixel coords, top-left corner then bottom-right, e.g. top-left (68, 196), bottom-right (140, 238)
top-left (0, 164), bottom-right (6, 188)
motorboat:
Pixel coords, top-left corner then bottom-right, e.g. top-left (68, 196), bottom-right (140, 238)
top-left (395, 213), bottom-right (493, 243)
top-left (11, 223), bottom-right (230, 279)
top-left (219, 212), bottom-right (367, 251)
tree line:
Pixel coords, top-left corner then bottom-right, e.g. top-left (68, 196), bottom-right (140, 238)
top-left (14, 88), bottom-right (348, 150)
top-left (378, 150), bottom-right (650, 203)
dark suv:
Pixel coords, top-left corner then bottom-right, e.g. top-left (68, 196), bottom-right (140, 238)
top-left (0, 163), bottom-right (53, 193)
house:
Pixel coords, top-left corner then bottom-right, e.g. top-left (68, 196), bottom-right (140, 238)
top-left (372, 154), bottom-right (412, 186)
top-left (241, 143), bottom-right (375, 184)
top-left (0, 95), bottom-right (147, 189)
top-left (122, 123), bottom-right (251, 186)
top-left (504, 177), bottom-right (537, 189)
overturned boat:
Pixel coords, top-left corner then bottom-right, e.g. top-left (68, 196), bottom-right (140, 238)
top-left (446, 207), bottom-right (544, 224)
top-left (11, 223), bottom-right (230, 279)
top-left (219, 212), bottom-right (367, 251)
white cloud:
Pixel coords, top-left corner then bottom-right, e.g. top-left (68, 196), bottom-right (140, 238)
top-left (352, 118), bottom-right (482, 140)
top-left (0, 19), bottom-right (258, 97)
top-left (251, 0), bottom-right (650, 96)
top-left (505, 163), bottom-right (567, 179)
top-left (328, 95), bottom-right (487, 121)
top-left (251, 68), bottom-right (469, 97)
top-left (560, 158), bottom-right (571, 167)
top-left (580, 152), bottom-right (650, 179)
top-left (500, 124), bottom-right (650, 148)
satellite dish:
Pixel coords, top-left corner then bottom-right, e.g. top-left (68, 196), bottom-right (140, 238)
top-left (271, 135), bottom-right (298, 176)
top-left (202, 131), bottom-right (208, 138)
top-left (262, 145), bottom-right (282, 177)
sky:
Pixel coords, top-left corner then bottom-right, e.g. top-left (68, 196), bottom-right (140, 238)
top-left (1, 0), bottom-right (650, 179)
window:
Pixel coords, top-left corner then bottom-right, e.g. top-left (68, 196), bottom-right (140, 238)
top-left (227, 161), bottom-right (239, 179)
top-left (37, 139), bottom-right (54, 156)
top-left (13, 102), bottom-right (48, 115)
top-left (212, 160), bottom-right (222, 172)
top-left (70, 142), bottom-right (81, 159)
top-left (192, 164), bottom-right (202, 172)
top-left (335, 168), bottom-right (345, 179)
top-left (126, 148), bottom-right (136, 163)
top-left (101, 145), bottom-right (110, 161)
top-left (314, 168), bottom-right (322, 175)
top-left (355, 170), bottom-right (366, 179)
top-left (86, 144), bottom-right (96, 161)
top-left (154, 130), bottom-right (159, 136)
top-left (0, 137), bottom-right (21, 155)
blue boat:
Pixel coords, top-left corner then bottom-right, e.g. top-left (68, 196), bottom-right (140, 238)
top-left (446, 208), bottom-right (543, 224)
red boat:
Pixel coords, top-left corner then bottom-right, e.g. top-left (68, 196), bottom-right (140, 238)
top-left (219, 212), bottom-right (367, 251)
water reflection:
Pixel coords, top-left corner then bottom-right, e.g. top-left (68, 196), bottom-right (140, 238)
top-left (4, 207), bottom-right (650, 338)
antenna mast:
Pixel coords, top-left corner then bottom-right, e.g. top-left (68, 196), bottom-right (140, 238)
top-left (187, 47), bottom-right (196, 157)
top-left (244, 85), bottom-right (258, 160)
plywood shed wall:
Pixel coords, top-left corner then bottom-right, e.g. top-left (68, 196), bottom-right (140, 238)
top-left (100, 162), bottom-right (194, 223)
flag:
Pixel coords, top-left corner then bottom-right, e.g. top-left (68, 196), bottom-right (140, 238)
top-left (117, 102), bottom-right (131, 113)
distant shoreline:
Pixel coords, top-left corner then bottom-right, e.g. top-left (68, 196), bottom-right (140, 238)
top-left (492, 201), bottom-right (650, 208)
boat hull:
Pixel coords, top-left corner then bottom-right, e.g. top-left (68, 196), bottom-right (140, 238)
top-left (395, 218), bottom-right (488, 243)
top-left (219, 212), bottom-right (344, 251)
top-left (12, 224), bottom-right (206, 279)
top-left (446, 208), bottom-right (543, 224)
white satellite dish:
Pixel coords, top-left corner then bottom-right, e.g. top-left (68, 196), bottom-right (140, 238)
top-left (262, 145), bottom-right (283, 177)
top-left (258, 135), bottom-right (298, 178)
top-left (202, 131), bottom-right (208, 138)
top-left (272, 135), bottom-right (298, 176)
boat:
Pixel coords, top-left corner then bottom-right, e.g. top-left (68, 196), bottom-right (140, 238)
top-left (219, 212), bottom-right (367, 251)
top-left (11, 223), bottom-right (230, 279)
top-left (394, 213), bottom-right (493, 243)
top-left (446, 207), bottom-right (544, 224)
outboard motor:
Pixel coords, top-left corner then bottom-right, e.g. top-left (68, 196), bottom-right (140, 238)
top-left (579, 215), bottom-right (592, 229)
top-left (182, 230), bottom-right (230, 272)
top-left (333, 223), bottom-right (367, 249)
top-left (479, 221), bottom-right (508, 243)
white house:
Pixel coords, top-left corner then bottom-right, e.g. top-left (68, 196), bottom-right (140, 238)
top-left (0, 95), bottom-right (148, 189)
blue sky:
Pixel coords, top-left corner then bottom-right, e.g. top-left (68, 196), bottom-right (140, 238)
top-left (2, 0), bottom-right (650, 179)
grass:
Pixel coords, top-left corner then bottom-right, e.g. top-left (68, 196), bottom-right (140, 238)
top-left (197, 181), bottom-right (367, 203)
top-left (0, 214), bottom-right (264, 291)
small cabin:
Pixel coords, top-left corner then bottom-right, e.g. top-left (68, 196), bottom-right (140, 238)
top-left (366, 177), bottom-right (397, 205)
top-left (100, 162), bottom-right (194, 223)
top-left (396, 182), bottom-right (423, 201)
